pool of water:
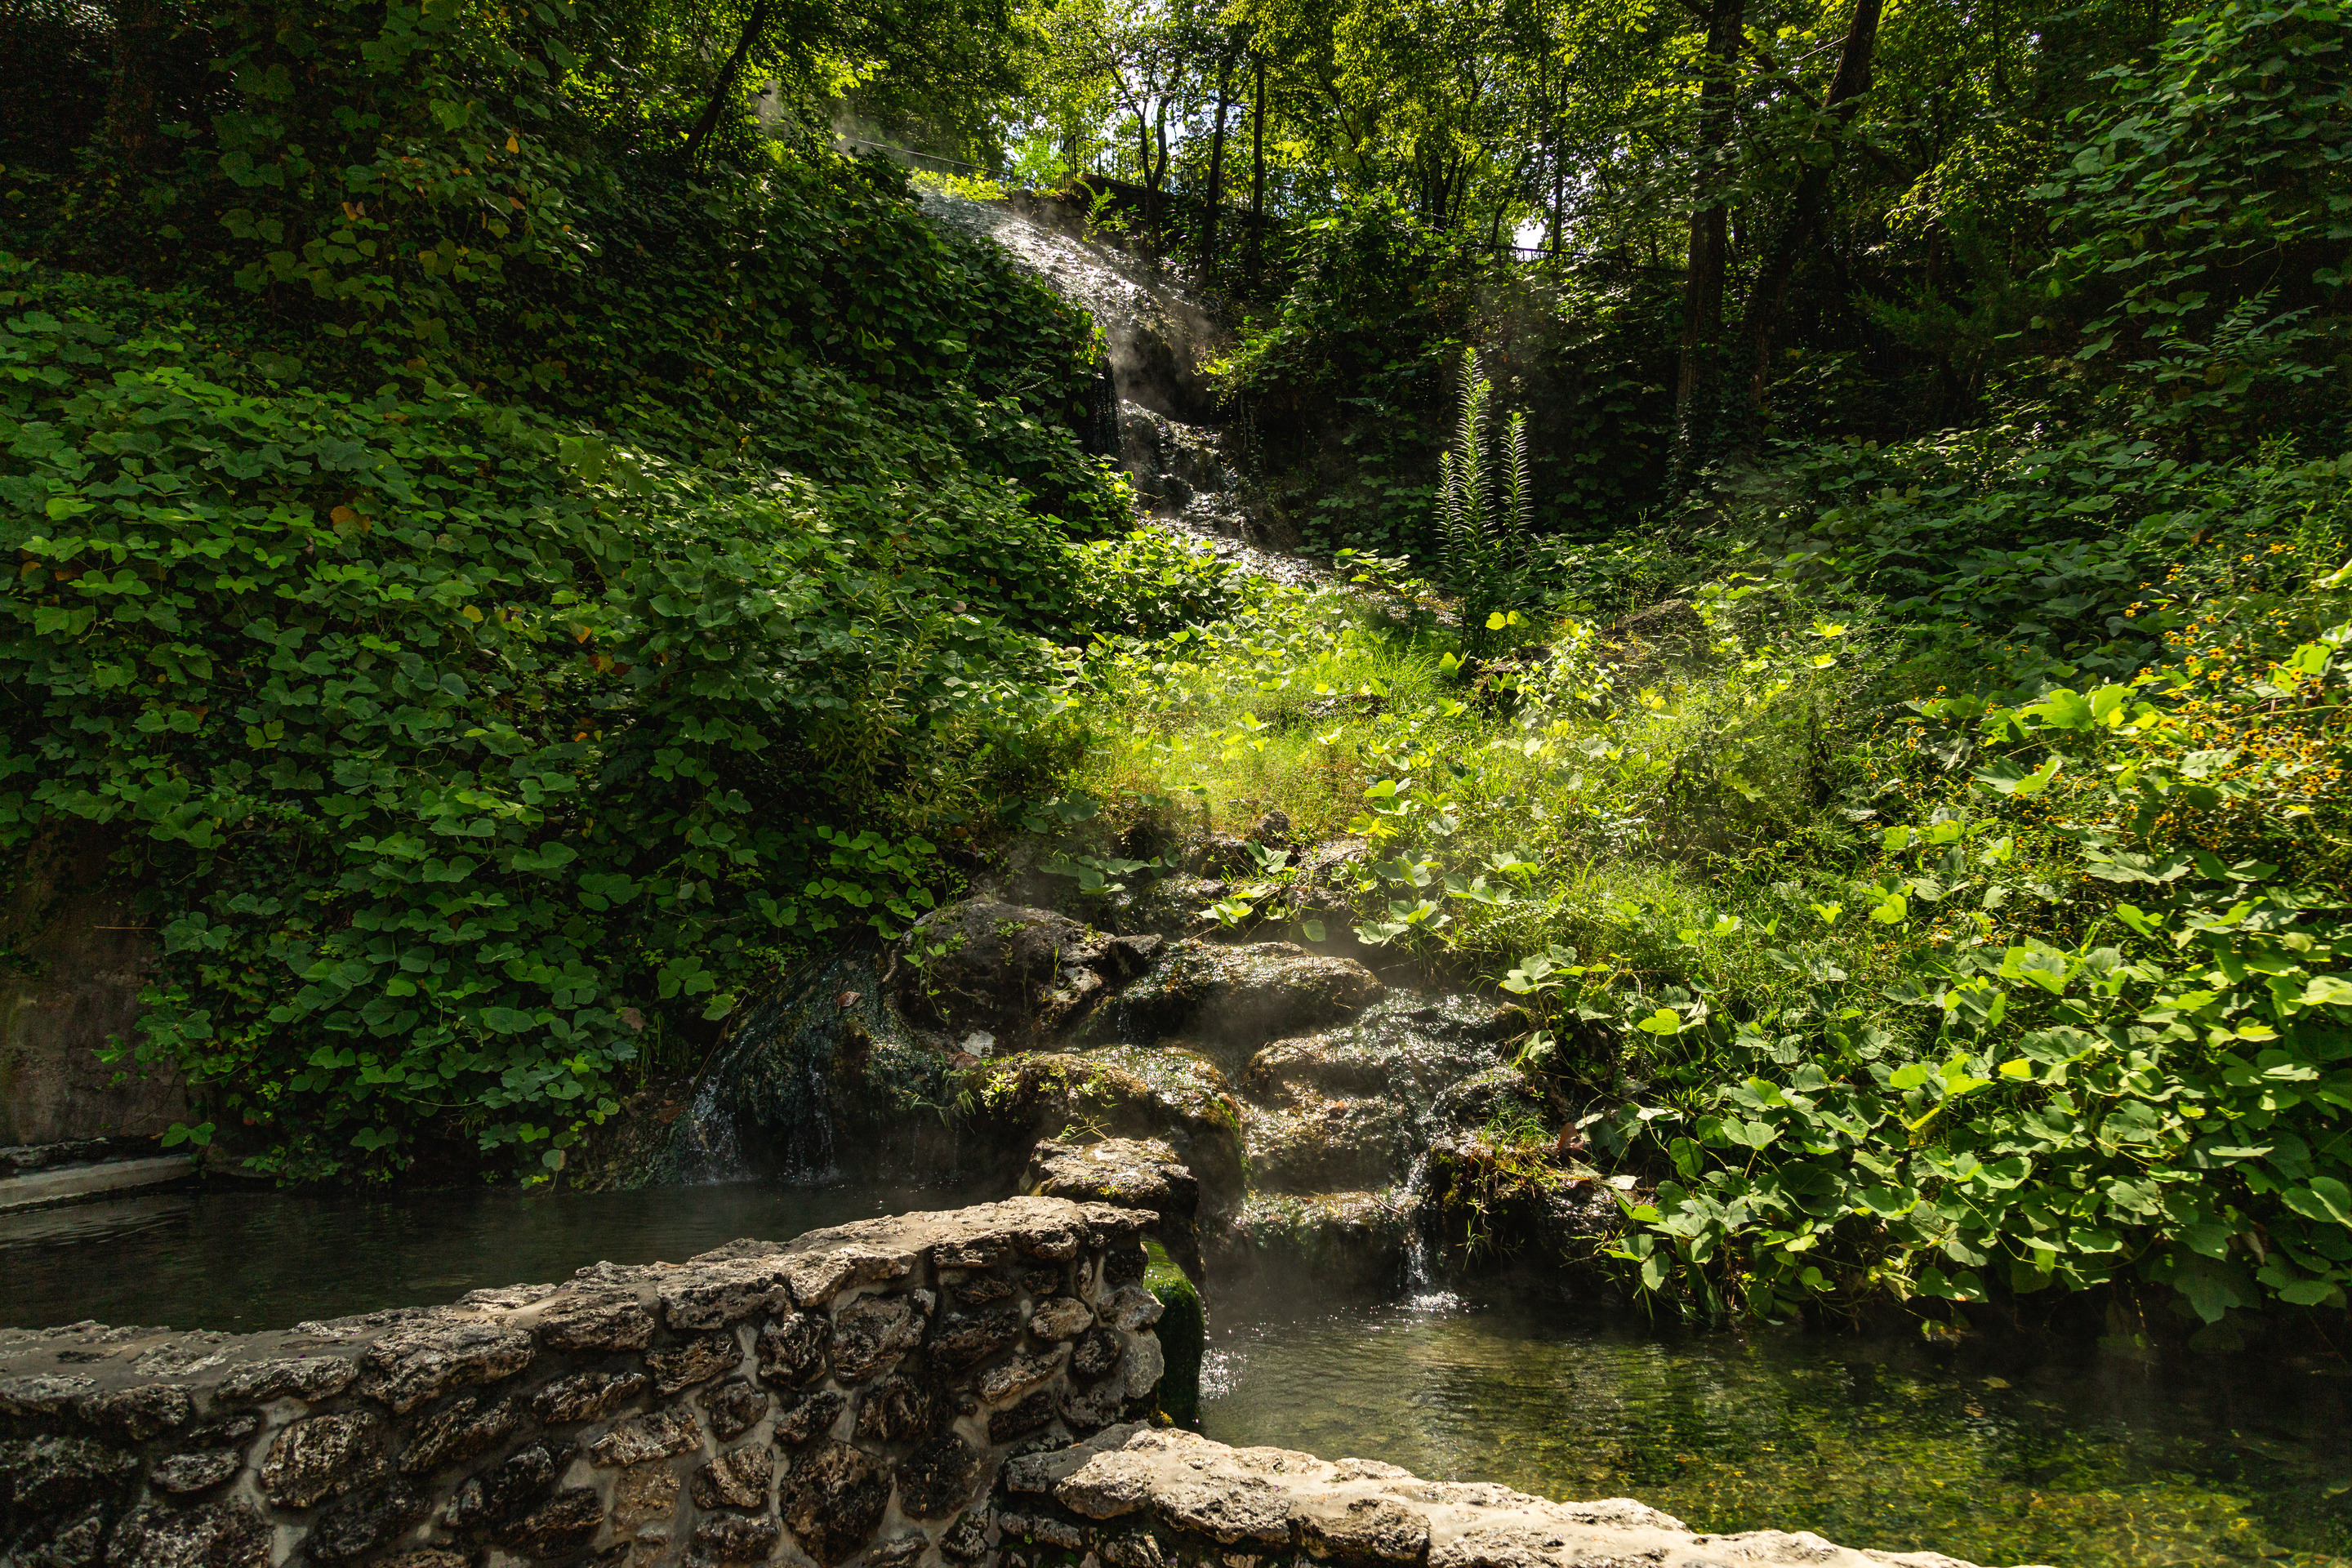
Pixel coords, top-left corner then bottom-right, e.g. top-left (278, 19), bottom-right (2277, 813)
top-left (0, 1180), bottom-right (985, 1331)
top-left (1200, 1284), bottom-right (2352, 1568)
top-left (5, 1185), bottom-right (2346, 1567)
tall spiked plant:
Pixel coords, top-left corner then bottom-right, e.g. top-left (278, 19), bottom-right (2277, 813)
top-left (1437, 350), bottom-right (1535, 656)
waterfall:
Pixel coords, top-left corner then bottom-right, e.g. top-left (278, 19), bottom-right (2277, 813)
top-left (920, 189), bottom-right (1331, 587)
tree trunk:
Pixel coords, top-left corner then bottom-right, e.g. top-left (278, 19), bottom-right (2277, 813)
top-left (1672, 0), bottom-right (1746, 479)
top-left (1250, 60), bottom-right (1267, 285)
top-left (1732, 0), bottom-right (1885, 430)
top-left (684, 0), bottom-right (774, 163)
top-left (1200, 57), bottom-right (1232, 273)
top-left (100, 0), bottom-right (169, 167)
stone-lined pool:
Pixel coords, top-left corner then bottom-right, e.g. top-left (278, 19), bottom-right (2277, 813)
top-left (5, 1184), bottom-right (2346, 1566)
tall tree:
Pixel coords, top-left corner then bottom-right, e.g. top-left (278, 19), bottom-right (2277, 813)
top-left (1672, 0), bottom-right (1747, 476)
top-left (1731, 0), bottom-right (1885, 431)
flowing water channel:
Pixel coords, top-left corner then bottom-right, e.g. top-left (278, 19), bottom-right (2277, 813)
top-left (4, 1183), bottom-right (2347, 1567)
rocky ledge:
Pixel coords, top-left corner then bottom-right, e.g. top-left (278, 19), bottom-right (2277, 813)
top-left (1000, 1423), bottom-right (1993, 1568)
top-left (0, 1197), bottom-right (2002, 1568)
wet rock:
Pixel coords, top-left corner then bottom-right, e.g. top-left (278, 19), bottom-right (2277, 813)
top-left (779, 1442), bottom-right (891, 1566)
top-left (76, 1383), bottom-right (192, 1441)
top-left (975, 1049), bottom-right (1244, 1216)
top-left (771, 1388), bottom-right (846, 1446)
top-left (689, 1512), bottom-right (781, 1564)
top-left (893, 901), bottom-right (1162, 1048)
top-left (149, 1450), bottom-right (242, 1495)
top-left (896, 1433), bottom-right (984, 1518)
top-left (1095, 941), bottom-right (1383, 1057)
top-left (586, 1407), bottom-right (699, 1467)
top-left (258, 1411), bottom-right (386, 1508)
top-left (537, 1293), bottom-right (656, 1353)
top-left (1211, 1190), bottom-right (1415, 1289)
top-left (215, 1356), bottom-right (356, 1405)
top-left (109, 1501), bottom-right (271, 1568)
top-left (356, 1321), bottom-right (533, 1414)
top-left (497, 1487), bottom-right (606, 1559)
top-left (697, 1378), bottom-right (769, 1441)
top-left (532, 1368), bottom-right (648, 1424)
top-left (751, 1312), bottom-right (828, 1386)
top-left (690, 1446), bottom-right (773, 1510)
top-left (398, 1393), bottom-right (521, 1476)
top-left (647, 1329), bottom-right (739, 1393)
top-left (1240, 1098), bottom-right (1413, 1193)
top-left (1023, 1137), bottom-right (1201, 1281)
top-left (446, 1440), bottom-right (566, 1530)
top-left (852, 1373), bottom-right (940, 1442)
top-left (829, 1293), bottom-right (927, 1383)
top-left (305, 1481), bottom-right (430, 1563)
top-left (928, 1304), bottom-right (1023, 1370)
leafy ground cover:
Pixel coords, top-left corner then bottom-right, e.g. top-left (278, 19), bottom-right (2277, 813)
top-left (1043, 449), bottom-right (2352, 1335)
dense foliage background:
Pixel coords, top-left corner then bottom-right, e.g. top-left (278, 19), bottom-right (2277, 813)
top-left (4, 0), bottom-right (2350, 1344)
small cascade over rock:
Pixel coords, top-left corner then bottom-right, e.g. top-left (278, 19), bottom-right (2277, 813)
top-left (920, 189), bottom-right (1329, 587)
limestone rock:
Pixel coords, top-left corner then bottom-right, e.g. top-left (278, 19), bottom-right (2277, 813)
top-left (752, 1312), bottom-right (828, 1386)
top-left (1027, 1295), bottom-right (1095, 1343)
top-left (612, 1463), bottom-right (679, 1532)
top-left (771, 1388), bottom-right (846, 1446)
top-left (215, 1356), bottom-right (356, 1405)
top-left (109, 1501), bottom-right (271, 1568)
top-left (532, 1368), bottom-right (648, 1424)
top-left (1095, 940), bottom-right (1383, 1055)
top-left (660, 1255), bottom-right (795, 1330)
top-left (586, 1407), bottom-right (699, 1467)
top-left (780, 1441), bottom-right (890, 1565)
top-left (829, 1293), bottom-right (926, 1383)
top-left (697, 1377), bottom-right (769, 1441)
top-left (978, 1351), bottom-right (1066, 1404)
top-left (258, 1411), bottom-right (386, 1508)
top-left (446, 1439), bottom-right (566, 1530)
top-left (1023, 1137), bottom-right (1200, 1281)
top-left (977, 1048), bottom-right (1245, 1216)
top-left (305, 1481), bottom-right (430, 1563)
top-left (398, 1393), bottom-right (520, 1476)
top-left (149, 1450), bottom-right (242, 1495)
top-left (535, 1292), bottom-right (656, 1352)
top-left (76, 1383), bottom-right (192, 1440)
top-left (648, 1330), bottom-right (739, 1393)
top-left (690, 1512), bottom-right (782, 1564)
top-left (497, 1486), bottom-right (606, 1559)
top-left (893, 901), bottom-right (1161, 1048)
top-left (691, 1446), bottom-right (773, 1510)
top-left (928, 1304), bottom-right (1022, 1370)
top-left (852, 1373), bottom-right (940, 1442)
top-left (356, 1321), bottom-right (533, 1414)
top-left (897, 1433), bottom-right (984, 1518)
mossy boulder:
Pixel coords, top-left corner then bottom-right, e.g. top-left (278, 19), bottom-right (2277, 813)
top-left (1089, 940), bottom-right (1383, 1061)
top-left (965, 1046), bottom-right (1245, 1215)
top-left (892, 901), bottom-right (1162, 1050)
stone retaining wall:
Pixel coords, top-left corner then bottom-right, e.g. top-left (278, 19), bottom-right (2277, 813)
top-left (0, 1200), bottom-right (1165, 1568)
top-left (0, 1197), bottom-right (1992, 1568)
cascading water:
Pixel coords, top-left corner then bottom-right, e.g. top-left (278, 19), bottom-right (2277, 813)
top-left (920, 189), bottom-right (1330, 586)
